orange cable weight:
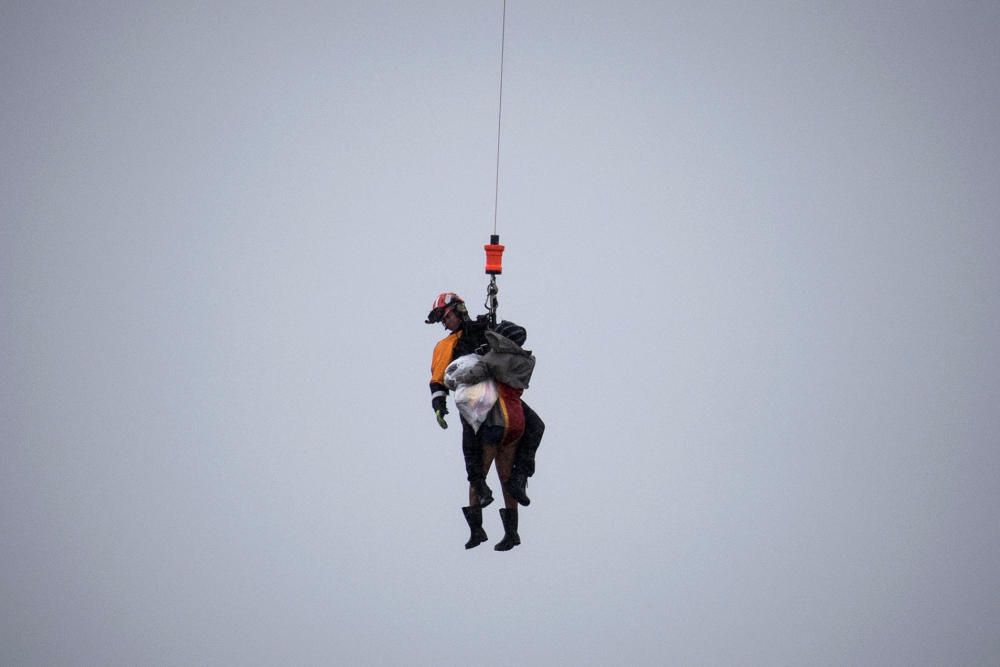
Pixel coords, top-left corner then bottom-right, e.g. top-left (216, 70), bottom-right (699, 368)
top-left (485, 234), bottom-right (505, 275)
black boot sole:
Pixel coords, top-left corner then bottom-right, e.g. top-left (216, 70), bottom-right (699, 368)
top-left (476, 485), bottom-right (494, 508)
top-left (507, 478), bottom-right (530, 506)
top-left (466, 533), bottom-right (488, 549)
top-left (494, 536), bottom-right (520, 551)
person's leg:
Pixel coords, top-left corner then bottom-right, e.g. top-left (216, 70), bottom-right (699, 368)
top-left (461, 418), bottom-right (492, 507)
top-left (493, 392), bottom-right (524, 551)
top-left (495, 438), bottom-right (518, 510)
top-left (470, 444), bottom-right (496, 507)
top-left (508, 402), bottom-right (544, 505)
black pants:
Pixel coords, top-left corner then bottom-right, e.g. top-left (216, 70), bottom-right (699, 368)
top-left (515, 401), bottom-right (544, 477)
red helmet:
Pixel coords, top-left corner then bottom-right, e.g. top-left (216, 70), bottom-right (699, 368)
top-left (425, 292), bottom-right (465, 324)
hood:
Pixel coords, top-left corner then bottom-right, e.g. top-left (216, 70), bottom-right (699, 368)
top-left (485, 330), bottom-right (532, 356)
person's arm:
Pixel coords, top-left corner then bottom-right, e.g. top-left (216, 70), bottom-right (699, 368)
top-left (429, 334), bottom-right (459, 428)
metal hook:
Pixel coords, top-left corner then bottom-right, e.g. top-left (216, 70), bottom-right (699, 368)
top-left (485, 275), bottom-right (499, 326)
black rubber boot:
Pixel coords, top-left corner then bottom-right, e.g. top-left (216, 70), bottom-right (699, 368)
top-left (473, 479), bottom-right (494, 508)
top-left (494, 508), bottom-right (521, 551)
top-left (506, 471), bottom-right (530, 506)
top-left (462, 506), bottom-right (488, 549)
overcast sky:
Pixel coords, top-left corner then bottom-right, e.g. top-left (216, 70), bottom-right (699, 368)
top-left (3, 2), bottom-right (999, 665)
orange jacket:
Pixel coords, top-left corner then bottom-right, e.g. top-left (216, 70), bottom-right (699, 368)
top-left (430, 331), bottom-right (461, 391)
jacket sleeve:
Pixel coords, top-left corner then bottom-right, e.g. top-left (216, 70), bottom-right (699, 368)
top-left (429, 333), bottom-right (460, 399)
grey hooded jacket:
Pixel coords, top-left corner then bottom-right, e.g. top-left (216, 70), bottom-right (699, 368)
top-left (482, 330), bottom-right (535, 389)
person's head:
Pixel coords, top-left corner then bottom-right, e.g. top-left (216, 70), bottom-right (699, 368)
top-left (495, 320), bottom-right (527, 346)
top-left (425, 292), bottom-right (468, 331)
top-left (441, 307), bottom-right (464, 332)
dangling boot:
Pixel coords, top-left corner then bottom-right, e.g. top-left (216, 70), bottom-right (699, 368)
top-left (494, 508), bottom-right (521, 551)
top-left (462, 506), bottom-right (488, 549)
top-left (506, 471), bottom-right (530, 506)
top-left (473, 479), bottom-right (494, 508)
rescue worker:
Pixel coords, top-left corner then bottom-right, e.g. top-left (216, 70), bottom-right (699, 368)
top-left (426, 292), bottom-right (545, 551)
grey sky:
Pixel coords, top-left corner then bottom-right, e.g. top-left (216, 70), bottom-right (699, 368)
top-left (3, 2), bottom-right (999, 665)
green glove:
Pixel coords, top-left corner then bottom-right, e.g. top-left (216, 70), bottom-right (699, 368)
top-left (432, 396), bottom-right (449, 429)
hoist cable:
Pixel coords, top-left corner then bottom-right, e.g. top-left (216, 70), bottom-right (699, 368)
top-left (491, 0), bottom-right (507, 237)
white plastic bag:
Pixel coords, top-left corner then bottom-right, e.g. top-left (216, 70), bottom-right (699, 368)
top-left (444, 354), bottom-right (491, 390)
top-left (454, 379), bottom-right (498, 432)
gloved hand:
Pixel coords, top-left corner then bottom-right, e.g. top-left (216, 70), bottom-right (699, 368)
top-left (432, 396), bottom-right (449, 429)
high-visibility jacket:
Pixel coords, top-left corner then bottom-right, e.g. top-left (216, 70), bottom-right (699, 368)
top-left (429, 316), bottom-right (489, 402)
